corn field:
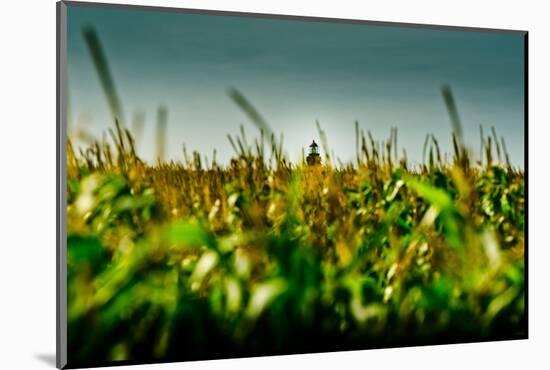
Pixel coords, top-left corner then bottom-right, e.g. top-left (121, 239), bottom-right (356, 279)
top-left (66, 114), bottom-right (525, 366)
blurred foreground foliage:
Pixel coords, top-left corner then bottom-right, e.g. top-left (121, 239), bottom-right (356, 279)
top-left (66, 124), bottom-right (525, 366)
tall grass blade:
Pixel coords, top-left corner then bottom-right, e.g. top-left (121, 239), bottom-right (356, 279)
top-left (82, 26), bottom-right (124, 125)
top-left (441, 84), bottom-right (464, 148)
top-left (227, 87), bottom-right (276, 148)
top-left (156, 105), bottom-right (168, 162)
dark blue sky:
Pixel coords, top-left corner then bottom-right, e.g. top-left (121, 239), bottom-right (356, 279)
top-left (67, 4), bottom-right (525, 166)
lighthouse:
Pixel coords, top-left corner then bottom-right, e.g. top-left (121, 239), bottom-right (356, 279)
top-left (306, 140), bottom-right (321, 165)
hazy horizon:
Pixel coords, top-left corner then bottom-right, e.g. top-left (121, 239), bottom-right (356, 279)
top-left (67, 4), bottom-right (525, 167)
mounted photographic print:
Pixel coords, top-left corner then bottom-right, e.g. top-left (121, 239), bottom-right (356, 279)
top-left (56, 1), bottom-right (527, 368)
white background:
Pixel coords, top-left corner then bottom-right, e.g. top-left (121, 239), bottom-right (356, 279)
top-left (0, 0), bottom-right (547, 369)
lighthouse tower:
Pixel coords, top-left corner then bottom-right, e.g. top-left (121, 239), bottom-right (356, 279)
top-left (306, 140), bottom-right (321, 165)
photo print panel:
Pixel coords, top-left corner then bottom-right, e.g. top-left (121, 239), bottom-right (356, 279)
top-left (57, 1), bottom-right (527, 368)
